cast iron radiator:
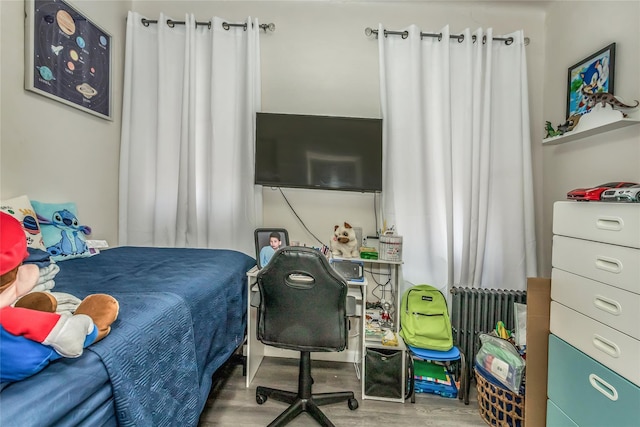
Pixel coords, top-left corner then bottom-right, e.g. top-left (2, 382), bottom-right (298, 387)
top-left (450, 286), bottom-right (527, 375)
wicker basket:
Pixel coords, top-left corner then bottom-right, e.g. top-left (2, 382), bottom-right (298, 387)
top-left (475, 367), bottom-right (525, 427)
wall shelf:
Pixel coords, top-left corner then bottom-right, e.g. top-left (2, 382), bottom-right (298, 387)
top-left (542, 104), bottom-right (640, 145)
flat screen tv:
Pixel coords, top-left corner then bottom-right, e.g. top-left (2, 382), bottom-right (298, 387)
top-left (255, 112), bottom-right (382, 192)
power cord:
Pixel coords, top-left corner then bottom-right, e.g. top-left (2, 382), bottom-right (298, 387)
top-left (279, 188), bottom-right (380, 246)
top-left (364, 267), bottom-right (391, 286)
top-left (373, 192), bottom-right (379, 236)
top-left (365, 264), bottom-right (393, 306)
top-left (278, 188), bottom-right (325, 246)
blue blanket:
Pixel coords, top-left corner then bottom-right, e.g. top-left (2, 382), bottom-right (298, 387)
top-left (90, 292), bottom-right (200, 426)
top-left (0, 247), bottom-right (255, 427)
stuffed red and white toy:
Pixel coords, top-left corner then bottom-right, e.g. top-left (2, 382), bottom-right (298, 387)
top-left (0, 212), bottom-right (119, 383)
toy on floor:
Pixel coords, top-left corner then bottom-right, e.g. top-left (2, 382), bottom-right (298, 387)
top-left (330, 222), bottom-right (359, 258)
top-left (0, 212), bottom-right (119, 383)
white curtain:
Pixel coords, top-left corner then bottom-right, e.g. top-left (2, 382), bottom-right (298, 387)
top-left (379, 25), bottom-right (536, 292)
top-left (119, 12), bottom-right (262, 255)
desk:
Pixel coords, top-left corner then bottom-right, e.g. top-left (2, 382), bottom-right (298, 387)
top-left (245, 266), bottom-right (260, 388)
top-left (245, 257), bottom-right (405, 403)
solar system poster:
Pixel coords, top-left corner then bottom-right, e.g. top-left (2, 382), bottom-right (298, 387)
top-left (25, 0), bottom-right (111, 120)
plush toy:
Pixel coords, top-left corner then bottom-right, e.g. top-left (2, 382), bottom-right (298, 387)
top-left (37, 208), bottom-right (91, 257)
top-left (330, 222), bottom-right (359, 258)
top-left (0, 212), bottom-right (119, 384)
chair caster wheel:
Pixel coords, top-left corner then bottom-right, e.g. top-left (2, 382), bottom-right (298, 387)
top-left (348, 398), bottom-right (359, 410)
top-left (256, 393), bottom-right (267, 405)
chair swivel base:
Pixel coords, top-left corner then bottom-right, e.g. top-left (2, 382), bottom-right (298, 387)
top-left (256, 352), bottom-right (358, 427)
top-left (256, 386), bottom-right (357, 427)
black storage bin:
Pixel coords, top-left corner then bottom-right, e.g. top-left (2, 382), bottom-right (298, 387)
top-left (364, 347), bottom-right (403, 399)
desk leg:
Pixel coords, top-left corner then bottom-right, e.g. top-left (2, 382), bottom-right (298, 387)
top-left (246, 295), bottom-right (265, 387)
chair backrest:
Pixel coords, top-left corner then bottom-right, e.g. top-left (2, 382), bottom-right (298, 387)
top-left (256, 246), bottom-right (348, 352)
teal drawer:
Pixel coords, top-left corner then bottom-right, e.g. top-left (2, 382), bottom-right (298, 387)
top-left (548, 335), bottom-right (640, 427)
top-left (547, 399), bottom-right (578, 427)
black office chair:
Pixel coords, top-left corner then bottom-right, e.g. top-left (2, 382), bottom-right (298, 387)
top-left (255, 246), bottom-right (358, 427)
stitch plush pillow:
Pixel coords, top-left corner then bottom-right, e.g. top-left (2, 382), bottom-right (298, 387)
top-left (0, 195), bottom-right (47, 252)
top-left (30, 201), bottom-right (93, 261)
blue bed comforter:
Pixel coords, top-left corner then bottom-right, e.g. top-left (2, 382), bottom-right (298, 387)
top-left (0, 247), bottom-right (255, 427)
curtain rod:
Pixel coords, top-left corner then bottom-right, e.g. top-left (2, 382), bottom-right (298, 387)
top-left (364, 27), bottom-right (530, 46)
top-left (140, 18), bottom-right (275, 32)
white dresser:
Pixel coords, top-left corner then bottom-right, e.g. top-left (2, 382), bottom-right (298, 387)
top-left (547, 201), bottom-right (640, 426)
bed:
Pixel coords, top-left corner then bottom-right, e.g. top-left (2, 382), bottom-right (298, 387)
top-left (0, 246), bottom-right (255, 426)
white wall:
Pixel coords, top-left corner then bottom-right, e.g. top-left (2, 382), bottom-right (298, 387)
top-left (2, 0), bottom-right (554, 276)
top-left (132, 1), bottom-right (548, 264)
top-left (1, 0), bottom-right (131, 245)
top-left (541, 0), bottom-right (640, 275)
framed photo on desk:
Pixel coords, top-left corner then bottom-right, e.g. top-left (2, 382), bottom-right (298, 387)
top-left (254, 228), bottom-right (289, 269)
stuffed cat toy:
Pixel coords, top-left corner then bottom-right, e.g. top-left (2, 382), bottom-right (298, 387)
top-left (330, 222), bottom-right (359, 258)
top-left (0, 212), bottom-right (119, 384)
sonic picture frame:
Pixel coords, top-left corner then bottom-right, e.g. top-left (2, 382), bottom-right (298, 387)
top-left (566, 43), bottom-right (615, 119)
top-left (24, 0), bottom-right (112, 120)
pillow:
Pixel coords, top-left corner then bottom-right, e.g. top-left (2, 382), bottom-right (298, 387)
top-left (30, 200), bottom-right (93, 261)
top-left (0, 195), bottom-right (47, 252)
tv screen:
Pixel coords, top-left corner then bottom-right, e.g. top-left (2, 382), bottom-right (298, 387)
top-left (255, 113), bottom-right (382, 192)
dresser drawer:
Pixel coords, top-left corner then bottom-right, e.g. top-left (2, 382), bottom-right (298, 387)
top-left (553, 201), bottom-right (640, 249)
top-left (551, 268), bottom-right (640, 340)
top-left (552, 235), bottom-right (640, 294)
top-left (550, 302), bottom-right (640, 386)
top-left (548, 334), bottom-right (640, 427)
top-left (546, 399), bottom-right (578, 427)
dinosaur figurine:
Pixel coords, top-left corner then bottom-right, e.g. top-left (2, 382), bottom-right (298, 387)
top-left (581, 87), bottom-right (639, 111)
top-left (557, 114), bottom-right (581, 135)
top-left (545, 121), bottom-right (562, 138)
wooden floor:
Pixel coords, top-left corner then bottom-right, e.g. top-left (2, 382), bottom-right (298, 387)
top-left (199, 356), bottom-right (487, 426)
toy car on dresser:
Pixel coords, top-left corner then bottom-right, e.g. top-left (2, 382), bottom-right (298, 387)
top-left (601, 184), bottom-right (640, 202)
top-left (566, 182), bottom-right (638, 201)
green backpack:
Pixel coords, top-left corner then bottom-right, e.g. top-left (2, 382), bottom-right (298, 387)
top-left (399, 284), bottom-right (453, 351)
